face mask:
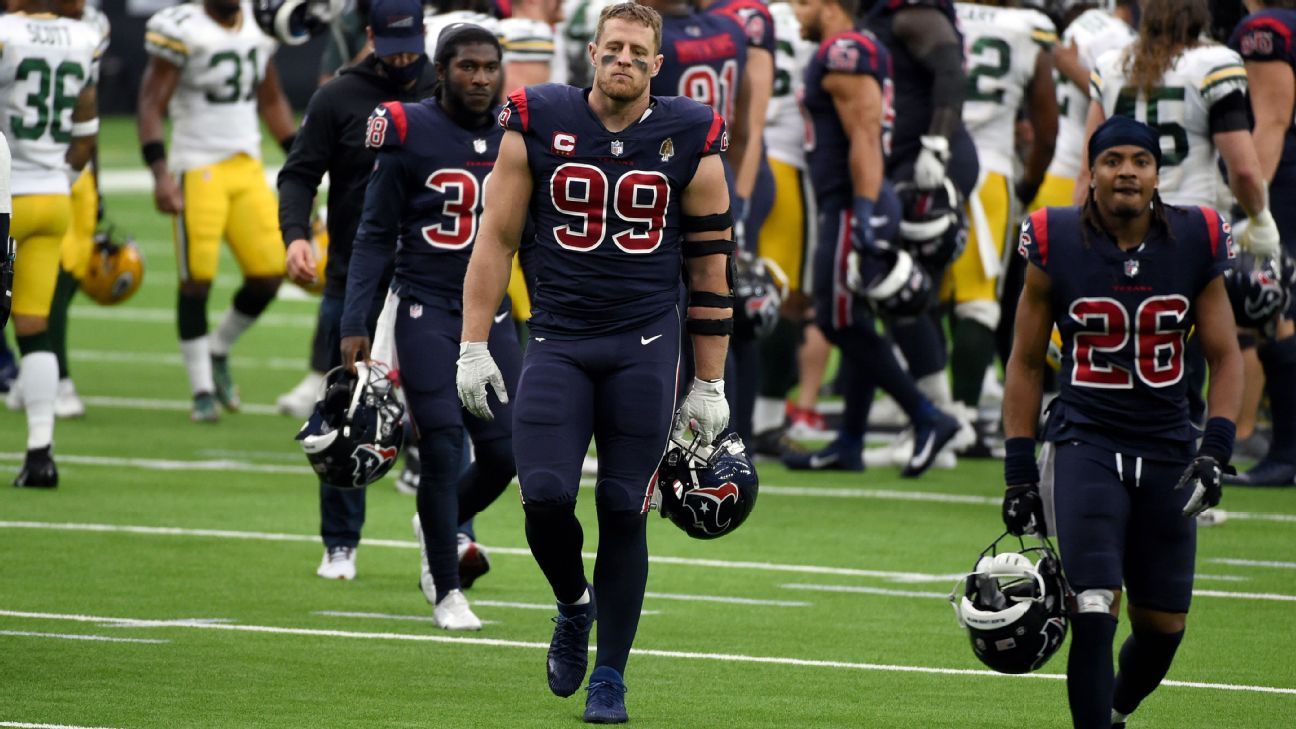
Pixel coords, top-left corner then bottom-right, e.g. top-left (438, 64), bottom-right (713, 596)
top-left (380, 54), bottom-right (427, 86)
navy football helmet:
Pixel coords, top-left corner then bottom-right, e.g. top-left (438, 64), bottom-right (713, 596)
top-left (851, 245), bottom-right (933, 318)
top-left (296, 363), bottom-right (405, 488)
top-left (951, 533), bottom-right (1071, 675)
top-left (895, 177), bottom-right (967, 273)
top-left (656, 433), bottom-right (759, 539)
top-left (733, 252), bottom-right (788, 341)
top-left (1225, 250), bottom-right (1294, 335)
top-left (254, 0), bottom-right (345, 46)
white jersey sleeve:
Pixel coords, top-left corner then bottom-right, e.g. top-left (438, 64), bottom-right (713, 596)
top-left (1092, 44), bottom-right (1247, 208)
top-left (0, 13), bottom-right (100, 196)
top-left (82, 4), bottom-right (111, 84)
top-left (499, 17), bottom-right (555, 65)
top-left (1047, 9), bottom-right (1135, 179)
top-left (764, 1), bottom-right (813, 168)
top-left (957, 3), bottom-right (1056, 177)
top-left (424, 10), bottom-right (502, 60)
top-left (147, 3), bottom-right (278, 171)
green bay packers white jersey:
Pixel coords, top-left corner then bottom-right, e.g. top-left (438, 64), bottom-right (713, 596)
top-left (1091, 43), bottom-right (1247, 208)
top-left (83, 3), bottom-right (111, 84)
top-left (500, 16), bottom-right (556, 66)
top-left (1048, 9), bottom-right (1134, 179)
top-left (765, 1), bottom-right (813, 169)
top-left (145, 2), bottom-right (277, 171)
top-left (0, 12), bottom-right (100, 196)
top-left (956, 3), bottom-right (1056, 177)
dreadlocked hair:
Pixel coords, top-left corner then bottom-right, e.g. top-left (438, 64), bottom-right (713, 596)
top-left (1079, 185), bottom-right (1172, 248)
top-left (1122, 0), bottom-right (1212, 95)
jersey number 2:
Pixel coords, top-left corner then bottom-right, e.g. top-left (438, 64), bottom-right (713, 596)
top-left (1069, 295), bottom-right (1189, 389)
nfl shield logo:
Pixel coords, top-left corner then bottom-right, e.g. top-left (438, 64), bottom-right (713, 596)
top-left (410, 303), bottom-right (423, 319)
top-left (1124, 259), bottom-right (1140, 278)
top-left (473, 138), bottom-right (487, 154)
top-left (611, 139), bottom-right (624, 157)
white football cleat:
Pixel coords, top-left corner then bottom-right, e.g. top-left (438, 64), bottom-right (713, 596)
top-left (433, 589), bottom-right (482, 631)
top-left (55, 378), bottom-right (86, 419)
top-left (316, 546), bottom-right (357, 580)
top-left (276, 371), bottom-right (325, 418)
top-left (413, 513), bottom-right (436, 604)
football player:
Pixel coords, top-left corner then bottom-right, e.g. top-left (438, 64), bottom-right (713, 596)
top-left (277, 0), bottom-right (438, 580)
top-left (341, 23), bottom-right (518, 629)
top-left (500, 0), bottom-right (563, 91)
top-left (781, 0), bottom-right (961, 476)
top-left (1, 0), bottom-right (100, 487)
top-left (1226, 0), bottom-right (1296, 487)
top-left (1004, 115), bottom-right (1242, 729)
top-left (950, 0), bottom-right (1057, 450)
top-left (457, 4), bottom-right (733, 721)
top-left (138, 0), bottom-right (297, 422)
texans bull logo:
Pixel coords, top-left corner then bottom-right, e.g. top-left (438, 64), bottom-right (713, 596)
top-left (350, 443), bottom-right (398, 488)
top-left (1031, 616), bottom-right (1069, 671)
top-left (682, 481), bottom-right (741, 535)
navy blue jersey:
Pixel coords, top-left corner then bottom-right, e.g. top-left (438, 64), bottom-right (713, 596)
top-left (863, 0), bottom-right (964, 166)
top-left (802, 28), bottom-right (893, 206)
top-left (706, 0), bottom-right (776, 56)
top-left (499, 84), bottom-right (727, 338)
top-left (1230, 9), bottom-right (1296, 167)
top-left (654, 11), bottom-right (747, 124)
top-left (340, 99), bottom-right (501, 338)
top-left (1019, 205), bottom-right (1235, 459)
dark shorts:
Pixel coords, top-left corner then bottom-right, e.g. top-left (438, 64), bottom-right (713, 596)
top-left (394, 298), bottom-right (520, 443)
top-left (1042, 439), bottom-right (1197, 613)
top-left (513, 307), bottom-right (681, 513)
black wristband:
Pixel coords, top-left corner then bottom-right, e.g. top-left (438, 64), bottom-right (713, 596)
top-left (141, 140), bottom-right (166, 167)
top-left (1003, 437), bottom-right (1040, 486)
top-left (1199, 417), bottom-right (1236, 465)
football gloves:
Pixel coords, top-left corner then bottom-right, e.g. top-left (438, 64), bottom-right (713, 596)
top-left (673, 377), bottom-right (729, 446)
top-left (1002, 483), bottom-right (1047, 537)
top-left (913, 135), bottom-right (951, 190)
top-left (850, 196), bottom-right (877, 252)
top-left (456, 341), bottom-right (508, 421)
top-left (1241, 209), bottom-right (1280, 261)
top-left (1176, 453), bottom-right (1235, 518)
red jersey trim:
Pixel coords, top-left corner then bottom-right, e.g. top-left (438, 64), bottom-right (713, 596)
top-left (381, 101), bottom-right (408, 144)
top-left (704, 110), bottom-right (725, 154)
top-left (1200, 206), bottom-right (1222, 257)
top-left (1029, 208), bottom-right (1049, 266)
top-left (508, 88), bottom-right (530, 132)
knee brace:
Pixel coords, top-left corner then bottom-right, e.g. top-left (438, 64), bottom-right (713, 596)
top-left (955, 299), bottom-right (1001, 330)
top-left (1075, 588), bottom-right (1116, 615)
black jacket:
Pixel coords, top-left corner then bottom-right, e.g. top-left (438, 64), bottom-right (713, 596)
top-left (277, 56), bottom-right (438, 298)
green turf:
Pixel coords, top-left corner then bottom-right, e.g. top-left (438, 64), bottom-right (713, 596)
top-left (1, 120), bottom-right (1294, 728)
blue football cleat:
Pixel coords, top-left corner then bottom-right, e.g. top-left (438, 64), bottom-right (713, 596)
top-left (902, 411), bottom-right (962, 478)
top-left (547, 587), bottom-right (596, 698)
top-left (781, 435), bottom-right (864, 471)
top-left (583, 666), bottom-right (628, 724)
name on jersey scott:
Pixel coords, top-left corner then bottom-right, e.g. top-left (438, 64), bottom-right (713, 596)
top-left (26, 23), bottom-right (73, 46)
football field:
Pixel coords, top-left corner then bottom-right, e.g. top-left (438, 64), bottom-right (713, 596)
top-left (2, 120), bottom-right (1295, 728)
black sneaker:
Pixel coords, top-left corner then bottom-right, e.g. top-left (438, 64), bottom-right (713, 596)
top-left (13, 446), bottom-right (58, 488)
top-left (752, 428), bottom-right (804, 459)
top-left (1223, 459), bottom-right (1296, 487)
top-left (902, 412), bottom-right (962, 478)
top-left (547, 587), bottom-right (596, 698)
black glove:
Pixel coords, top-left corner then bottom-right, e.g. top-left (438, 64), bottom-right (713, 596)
top-left (1175, 452), bottom-right (1235, 518)
top-left (1002, 483), bottom-right (1047, 537)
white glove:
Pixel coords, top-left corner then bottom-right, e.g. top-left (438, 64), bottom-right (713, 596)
top-left (673, 377), bottom-right (729, 446)
top-left (456, 341), bottom-right (508, 421)
top-left (913, 135), bottom-right (950, 190)
top-left (1242, 209), bottom-right (1281, 261)
top-left (846, 250), bottom-right (864, 294)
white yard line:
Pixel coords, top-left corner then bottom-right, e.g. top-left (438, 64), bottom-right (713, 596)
top-left (0, 630), bottom-right (167, 644)
top-left (1208, 558), bottom-right (1296, 569)
top-left (69, 306), bottom-right (314, 328)
top-left (784, 582), bottom-right (1296, 604)
top-left (0, 723), bottom-right (123, 729)
top-left (643, 592), bottom-right (809, 607)
top-left (70, 349), bottom-right (306, 372)
top-left (1, 609), bottom-right (1293, 696)
top-left (0, 454), bottom-right (305, 475)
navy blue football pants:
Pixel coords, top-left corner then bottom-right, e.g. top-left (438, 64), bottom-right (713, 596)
top-left (1043, 440), bottom-right (1196, 614)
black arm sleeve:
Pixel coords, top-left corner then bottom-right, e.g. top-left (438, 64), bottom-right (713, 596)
top-left (1209, 90), bottom-right (1252, 135)
top-left (340, 150), bottom-right (406, 340)
top-left (891, 7), bottom-right (966, 140)
top-left (277, 86), bottom-right (336, 246)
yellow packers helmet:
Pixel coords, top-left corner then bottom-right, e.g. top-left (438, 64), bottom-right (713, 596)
top-left (294, 212), bottom-right (330, 295)
top-left (81, 228), bottom-right (144, 306)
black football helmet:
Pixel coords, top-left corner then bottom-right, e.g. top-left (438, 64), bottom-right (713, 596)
top-left (950, 533), bottom-right (1071, 675)
top-left (853, 245), bottom-right (933, 318)
top-left (655, 433), bottom-right (759, 539)
top-left (1225, 250), bottom-right (1294, 335)
top-left (733, 252), bottom-right (788, 341)
top-left (1, 236), bottom-right (13, 330)
top-left (895, 177), bottom-right (967, 273)
top-left (254, 0), bottom-right (345, 45)
top-left (296, 363), bottom-right (405, 488)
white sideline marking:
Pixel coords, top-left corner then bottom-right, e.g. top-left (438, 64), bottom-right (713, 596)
top-left (0, 723), bottom-right (122, 729)
top-left (314, 611), bottom-right (499, 626)
top-left (71, 349), bottom-right (306, 372)
top-left (0, 629), bottom-right (167, 644)
top-left (760, 485), bottom-right (996, 506)
top-left (0, 454), bottom-right (305, 475)
top-left (2, 609), bottom-right (1294, 696)
top-left (1209, 558), bottom-right (1296, 569)
top-left (1193, 574), bottom-right (1249, 583)
top-left (70, 305), bottom-right (314, 328)
top-left (784, 582), bottom-right (1296, 604)
top-left (781, 584), bottom-right (950, 600)
top-left (644, 592), bottom-right (810, 607)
